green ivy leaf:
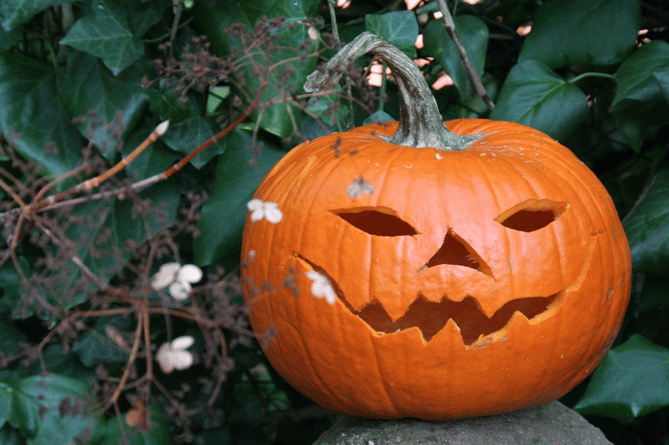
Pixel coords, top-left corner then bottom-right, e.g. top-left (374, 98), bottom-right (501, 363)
top-left (12, 121), bottom-right (181, 316)
top-left (265, 0), bottom-right (322, 20)
top-left (59, 51), bottom-right (149, 161)
top-left (36, 345), bottom-right (98, 385)
top-left (365, 11), bottom-right (419, 58)
top-left (121, 120), bottom-right (181, 179)
top-left (146, 88), bottom-right (194, 125)
top-left (0, 374), bottom-right (99, 442)
top-left (238, 0), bottom-right (322, 24)
top-left (637, 275), bottom-right (669, 312)
top-left (70, 177), bottom-right (180, 284)
top-left (613, 42), bottom-right (669, 106)
top-left (0, 257), bottom-right (30, 316)
top-left (519, 0), bottom-right (640, 69)
top-left (489, 59), bottom-right (589, 140)
top-left (193, 3), bottom-right (319, 137)
top-left (575, 334), bottom-right (669, 418)
top-left (654, 68), bottom-right (669, 105)
top-left (0, 426), bottom-right (22, 445)
top-left (0, 24), bottom-right (21, 50)
top-left (60, 0), bottom-right (144, 75)
top-left (363, 110), bottom-right (395, 125)
top-left (194, 129), bottom-right (285, 266)
top-left (98, 405), bottom-right (173, 445)
top-left (305, 92), bottom-right (349, 127)
top-left (126, 0), bottom-right (169, 37)
top-left (0, 0), bottom-right (67, 31)
top-left (611, 41), bottom-right (669, 151)
top-left (623, 170), bottom-right (669, 276)
top-left (448, 73), bottom-right (502, 118)
top-left (487, 0), bottom-right (532, 27)
top-left (254, 21), bottom-right (318, 137)
top-left (0, 318), bottom-right (28, 356)
top-left (71, 317), bottom-right (130, 367)
top-left (422, 15), bottom-right (488, 98)
top-left (0, 53), bottom-right (86, 179)
top-left (159, 116), bottom-right (227, 169)
top-left (207, 86), bottom-right (231, 115)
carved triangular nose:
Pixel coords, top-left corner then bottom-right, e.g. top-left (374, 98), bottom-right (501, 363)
top-left (419, 230), bottom-right (493, 278)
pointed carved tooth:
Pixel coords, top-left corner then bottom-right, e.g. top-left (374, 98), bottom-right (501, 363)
top-left (427, 318), bottom-right (465, 349)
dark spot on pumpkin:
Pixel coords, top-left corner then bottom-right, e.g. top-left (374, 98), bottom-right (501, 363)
top-left (332, 137), bottom-right (342, 157)
top-left (260, 325), bottom-right (278, 349)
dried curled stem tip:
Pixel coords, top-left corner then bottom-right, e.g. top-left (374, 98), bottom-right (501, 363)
top-left (155, 120), bottom-right (170, 137)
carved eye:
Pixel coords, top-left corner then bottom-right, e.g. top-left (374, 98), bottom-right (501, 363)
top-left (419, 230), bottom-right (493, 278)
top-left (495, 199), bottom-right (568, 233)
top-left (331, 207), bottom-right (418, 237)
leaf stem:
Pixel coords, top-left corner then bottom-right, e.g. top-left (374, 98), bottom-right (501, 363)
top-left (142, 17), bottom-right (193, 44)
top-left (568, 72), bottom-right (617, 84)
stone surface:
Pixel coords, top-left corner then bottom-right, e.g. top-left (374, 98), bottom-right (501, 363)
top-left (313, 401), bottom-right (612, 445)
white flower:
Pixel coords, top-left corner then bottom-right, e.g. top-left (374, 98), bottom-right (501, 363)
top-left (156, 336), bottom-right (195, 374)
top-left (306, 271), bottom-right (336, 305)
top-left (247, 199), bottom-right (283, 223)
top-left (151, 263), bottom-right (203, 301)
top-left (307, 26), bottom-right (320, 41)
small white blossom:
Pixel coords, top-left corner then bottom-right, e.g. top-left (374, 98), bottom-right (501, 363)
top-left (247, 199), bottom-right (283, 223)
top-left (151, 263), bottom-right (203, 301)
top-left (151, 262), bottom-right (180, 289)
top-left (306, 271), bottom-right (336, 305)
top-left (307, 26), bottom-right (320, 41)
top-left (156, 336), bottom-right (195, 374)
top-left (168, 281), bottom-right (190, 301)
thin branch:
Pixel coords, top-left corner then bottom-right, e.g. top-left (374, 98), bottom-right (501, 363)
top-left (35, 120), bottom-right (170, 211)
top-left (436, 0), bottom-right (494, 110)
top-left (326, 0), bottom-right (354, 129)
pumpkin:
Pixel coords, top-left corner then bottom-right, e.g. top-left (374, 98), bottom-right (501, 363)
top-left (240, 32), bottom-right (631, 420)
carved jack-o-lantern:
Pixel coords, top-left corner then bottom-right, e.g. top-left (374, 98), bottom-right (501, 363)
top-left (240, 33), bottom-right (631, 419)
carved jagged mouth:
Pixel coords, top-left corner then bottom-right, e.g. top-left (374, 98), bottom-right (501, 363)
top-left (351, 293), bottom-right (557, 345)
top-left (293, 254), bottom-right (578, 346)
top-left (290, 232), bottom-right (597, 346)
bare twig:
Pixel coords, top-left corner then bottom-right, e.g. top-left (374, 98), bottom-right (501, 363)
top-left (436, 0), bottom-right (494, 110)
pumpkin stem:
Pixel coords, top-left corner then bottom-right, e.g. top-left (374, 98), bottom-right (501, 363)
top-left (304, 32), bottom-right (479, 151)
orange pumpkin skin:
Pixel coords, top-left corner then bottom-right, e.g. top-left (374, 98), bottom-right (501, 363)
top-left (241, 118), bottom-right (631, 420)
